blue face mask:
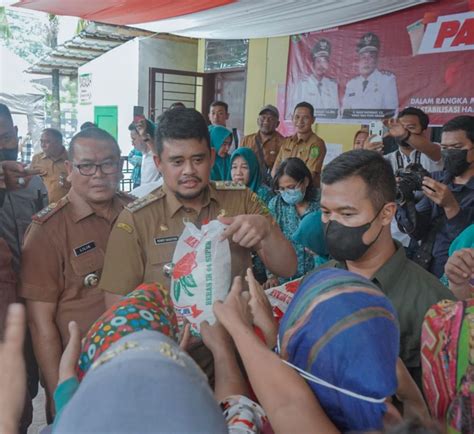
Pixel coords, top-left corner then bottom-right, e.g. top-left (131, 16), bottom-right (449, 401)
top-left (281, 187), bottom-right (304, 205)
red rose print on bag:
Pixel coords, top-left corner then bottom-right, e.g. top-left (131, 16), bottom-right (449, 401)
top-left (172, 251), bottom-right (198, 301)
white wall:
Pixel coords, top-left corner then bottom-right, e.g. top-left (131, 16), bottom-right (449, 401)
top-left (138, 36), bottom-right (198, 118)
top-left (77, 39), bottom-right (139, 155)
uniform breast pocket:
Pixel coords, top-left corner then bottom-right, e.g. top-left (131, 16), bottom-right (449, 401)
top-left (148, 240), bottom-right (177, 281)
top-left (70, 248), bottom-right (105, 292)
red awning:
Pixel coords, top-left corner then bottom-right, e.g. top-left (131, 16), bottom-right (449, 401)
top-left (13, 0), bottom-right (235, 25)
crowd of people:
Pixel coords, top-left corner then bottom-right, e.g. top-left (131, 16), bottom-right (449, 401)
top-left (0, 95), bottom-right (472, 434)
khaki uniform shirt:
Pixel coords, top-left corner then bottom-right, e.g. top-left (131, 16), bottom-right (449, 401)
top-left (19, 189), bottom-right (132, 346)
top-left (273, 133), bottom-right (326, 178)
top-left (99, 182), bottom-right (272, 296)
top-left (241, 131), bottom-right (285, 171)
top-left (30, 148), bottom-right (70, 203)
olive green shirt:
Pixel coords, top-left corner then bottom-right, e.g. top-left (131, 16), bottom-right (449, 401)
top-left (316, 241), bottom-right (455, 369)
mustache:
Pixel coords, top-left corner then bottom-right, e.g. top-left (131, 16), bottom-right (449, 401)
top-left (178, 176), bottom-right (202, 184)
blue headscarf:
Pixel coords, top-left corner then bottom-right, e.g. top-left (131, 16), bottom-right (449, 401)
top-left (209, 125), bottom-right (232, 181)
top-left (229, 147), bottom-right (262, 192)
top-left (279, 268), bottom-right (399, 432)
top-left (292, 210), bottom-right (328, 258)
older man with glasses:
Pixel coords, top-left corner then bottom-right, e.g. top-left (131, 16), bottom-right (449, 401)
top-left (18, 127), bottom-right (132, 423)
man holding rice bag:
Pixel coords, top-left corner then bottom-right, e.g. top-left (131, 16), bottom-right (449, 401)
top-left (99, 109), bottom-right (296, 377)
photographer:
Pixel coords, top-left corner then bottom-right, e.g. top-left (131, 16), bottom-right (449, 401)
top-left (396, 115), bottom-right (474, 278)
top-left (365, 108), bottom-right (444, 251)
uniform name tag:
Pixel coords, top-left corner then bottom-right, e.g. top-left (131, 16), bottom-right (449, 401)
top-left (74, 241), bottom-right (96, 256)
top-left (154, 236), bottom-right (179, 245)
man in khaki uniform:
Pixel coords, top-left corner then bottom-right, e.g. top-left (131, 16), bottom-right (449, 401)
top-left (99, 108), bottom-right (297, 377)
top-left (272, 102), bottom-right (326, 187)
top-left (19, 127), bottom-right (132, 421)
top-left (30, 128), bottom-right (70, 203)
top-left (240, 104), bottom-right (284, 185)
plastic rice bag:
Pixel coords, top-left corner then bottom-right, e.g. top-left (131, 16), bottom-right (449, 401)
top-left (171, 220), bottom-right (231, 335)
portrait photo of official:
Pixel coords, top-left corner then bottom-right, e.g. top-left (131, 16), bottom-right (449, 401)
top-left (342, 32), bottom-right (399, 116)
top-left (286, 38), bottom-right (339, 119)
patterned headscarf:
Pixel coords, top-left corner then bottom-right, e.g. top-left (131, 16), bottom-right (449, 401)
top-left (77, 283), bottom-right (179, 379)
top-left (278, 268), bottom-right (400, 432)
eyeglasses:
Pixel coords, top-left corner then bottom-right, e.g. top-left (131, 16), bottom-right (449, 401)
top-left (73, 161), bottom-right (120, 176)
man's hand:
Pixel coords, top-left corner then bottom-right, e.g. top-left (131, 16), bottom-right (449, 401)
top-left (1, 161), bottom-right (41, 191)
top-left (0, 304), bottom-right (27, 434)
top-left (362, 134), bottom-right (383, 153)
top-left (445, 248), bottom-right (474, 299)
top-left (213, 276), bottom-right (252, 333)
top-left (200, 320), bottom-right (234, 356)
top-left (388, 118), bottom-right (409, 139)
top-left (422, 177), bottom-right (460, 219)
top-left (219, 215), bottom-right (271, 249)
top-left (58, 321), bottom-right (81, 384)
top-left (247, 268), bottom-right (277, 348)
top-left (262, 276), bottom-right (280, 290)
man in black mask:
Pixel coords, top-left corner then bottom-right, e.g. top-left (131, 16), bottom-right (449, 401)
top-left (397, 115), bottom-right (474, 278)
top-left (314, 149), bottom-right (453, 388)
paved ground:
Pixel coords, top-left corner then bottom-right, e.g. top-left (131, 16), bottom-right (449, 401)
top-left (28, 386), bottom-right (47, 434)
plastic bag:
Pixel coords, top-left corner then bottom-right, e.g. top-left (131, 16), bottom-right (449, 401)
top-left (265, 278), bottom-right (302, 322)
top-left (171, 220), bottom-right (231, 335)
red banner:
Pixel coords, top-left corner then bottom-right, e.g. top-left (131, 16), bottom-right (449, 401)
top-left (284, 0), bottom-right (474, 126)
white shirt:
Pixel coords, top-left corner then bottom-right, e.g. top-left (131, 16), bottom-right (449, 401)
top-left (287, 76), bottom-right (339, 113)
top-left (385, 146), bottom-right (444, 247)
top-left (384, 147), bottom-right (444, 174)
top-left (342, 69), bottom-right (398, 110)
top-left (140, 150), bottom-right (161, 184)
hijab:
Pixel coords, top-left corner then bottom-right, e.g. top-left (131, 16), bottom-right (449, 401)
top-left (292, 210), bottom-right (328, 258)
top-left (230, 147), bottom-right (262, 192)
top-left (278, 268), bottom-right (400, 432)
top-left (209, 125), bottom-right (232, 181)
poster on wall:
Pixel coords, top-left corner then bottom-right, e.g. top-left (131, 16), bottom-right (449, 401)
top-left (284, 0), bottom-right (474, 125)
top-left (79, 73), bottom-right (92, 106)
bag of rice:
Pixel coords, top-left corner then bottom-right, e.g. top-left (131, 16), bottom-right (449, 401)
top-left (171, 220), bottom-right (231, 335)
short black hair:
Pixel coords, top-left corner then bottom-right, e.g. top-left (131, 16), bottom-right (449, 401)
top-left (0, 103), bottom-right (14, 125)
top-left (322, 149), bottom-right (396, 209)
top-left (169, 102), bottom-right (186, 110)
top-left (68, 127), bottom-right (120, 160)
top-left (442, 115), bottom-right (474, 143)
top-left (80, 121), bottom-right (97, 131)
top-left (42, 128), bottom-right (63, 145)
top-left (398, 107), bottom-right (429, 131)
top-left (272, 157), bottom-right (317, 202)
top-left (294, 102), bottom-right (315, 118)
top-left (210, 101), bottom-right (228, 113)
top-left (128, 122), bottom-right (137, 132)
top-left (155, 108), bottom-right (210, 156)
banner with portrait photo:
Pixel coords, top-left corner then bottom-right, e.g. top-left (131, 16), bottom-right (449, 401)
top-left (284, 0), bottom-right (474, 125)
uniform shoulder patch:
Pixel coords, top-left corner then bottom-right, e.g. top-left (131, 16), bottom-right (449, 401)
top-left (213, 181), bottom-right (246, 191)
top-left (32, 197), bottom-right (69, 224)
top-left (126, 193), bottom-right (160, 213)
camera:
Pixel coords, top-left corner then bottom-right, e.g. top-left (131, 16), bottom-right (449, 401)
top-left (395, 163), bottom-right (430, 204)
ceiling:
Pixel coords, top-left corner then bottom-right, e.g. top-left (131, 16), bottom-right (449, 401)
top-left (14, 0), bottom-right (433, 39)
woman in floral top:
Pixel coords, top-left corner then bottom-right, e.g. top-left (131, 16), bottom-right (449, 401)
top-left (267, 157), bottom-right (320, 286)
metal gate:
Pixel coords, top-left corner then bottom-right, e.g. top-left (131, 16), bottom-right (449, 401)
top-left (148, 68), bottom-right (207, 121)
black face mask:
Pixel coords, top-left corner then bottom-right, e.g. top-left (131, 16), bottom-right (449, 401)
top-left (323, 207), bottom-right (384, 262)
top-left (442, 149), bottom-right (470, 177)
top-left (0, 148), bottom-right (18, 162)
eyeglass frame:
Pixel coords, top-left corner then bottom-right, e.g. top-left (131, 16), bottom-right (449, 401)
top-left (72, 161), bottom-right (121, 176)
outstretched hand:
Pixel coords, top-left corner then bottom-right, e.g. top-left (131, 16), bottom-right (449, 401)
top-left (0, 303), bottom-right (27, 433)
top-left (218, 215), bottom-right (270, 249)
top-left (213, 276), bottom-right (252, 334)
top-left (246, 268), bottom-right (277, 348)
top-left (58, 321), bottom-right (81, 384)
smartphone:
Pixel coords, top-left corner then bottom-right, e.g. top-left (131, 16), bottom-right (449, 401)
top-left (369, 120), bottom-right (386, 143)
top-left (133, 106), bottom-right (145, 124)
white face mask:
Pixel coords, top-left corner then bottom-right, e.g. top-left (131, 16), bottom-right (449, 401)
top-left (276, 336), bottom-right (386, 404)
